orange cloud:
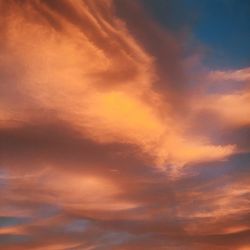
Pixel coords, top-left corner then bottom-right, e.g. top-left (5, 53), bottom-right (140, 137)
top-left (209, 67), bottom-right (250, 82)
top-left (43, 169), bottom-right (139, 211)
top-left (197, 68), bottom-right (250, 128)
top-left (207, 92), bottom-right (250, 126)
top-left (0, 1), bottom-right (249, 249)
top-left (0, 0), bottom-right (234, 169)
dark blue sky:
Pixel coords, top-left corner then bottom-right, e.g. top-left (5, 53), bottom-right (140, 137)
top-left (143, 0), bottom-right (250, 69)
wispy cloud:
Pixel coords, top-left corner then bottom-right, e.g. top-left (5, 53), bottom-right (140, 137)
top-left (0, 0), bottom-right (249, 249)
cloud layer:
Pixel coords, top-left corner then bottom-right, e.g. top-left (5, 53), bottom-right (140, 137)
top-left (0, 0), bottom-right (249, 249)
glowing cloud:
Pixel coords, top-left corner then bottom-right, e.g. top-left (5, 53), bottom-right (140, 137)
top-left (0, 0), bottom-right (234, 168)
top-left (0, 1), bottom-right (249, 249)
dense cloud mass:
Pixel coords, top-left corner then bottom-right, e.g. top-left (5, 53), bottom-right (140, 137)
top-left (0, 0), bottom-right (249, 249)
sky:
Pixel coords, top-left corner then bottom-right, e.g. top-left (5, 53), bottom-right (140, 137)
top-left (0, 0), bottom-right (249, 249)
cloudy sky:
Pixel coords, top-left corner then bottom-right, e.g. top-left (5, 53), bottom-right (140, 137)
top-left (0, 0), bottom-right (249, 249)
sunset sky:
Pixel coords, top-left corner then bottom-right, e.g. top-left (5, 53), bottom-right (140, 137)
top-left (0, 0), bottom-right (250, 249)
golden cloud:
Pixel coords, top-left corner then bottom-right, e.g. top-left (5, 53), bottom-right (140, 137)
top-left (0, 0), bottom-right (234, 169)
